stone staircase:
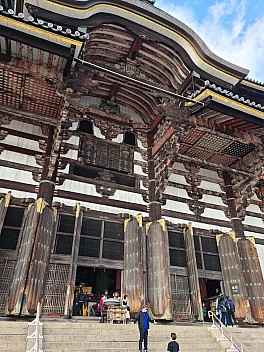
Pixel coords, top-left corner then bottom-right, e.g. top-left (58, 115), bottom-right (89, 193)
top-left (0, 319), bottom-right (28, 352)
top-left (226, 326), bottom-right (264, 352)
top-left (41, 320), bottom-right (224, 352)
top-left (1, 317), bottom-right (263, 352)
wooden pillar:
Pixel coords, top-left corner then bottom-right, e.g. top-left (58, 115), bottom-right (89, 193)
top-left (0, 192), bottom-right (11, 236)
top-left (64, 203), bottom-right (83, 317)
top-left (216, 232), bottom-right (252, 323)
top-left (5, 126), bottom-right (58, 316)
top-left (183, 223), bottom-right (203, 321)
top-left (5, 199), bottom-right (55, 316)
top-left (123, 216), bottom-right (145, 315)
top-left (222, 171), bottom-right (245, 237)
top-left (147, 220), bottom-right (172, 319)
top-left (222, 171), bottom-right (264, 322)
top-left (147, 133), bottom-right (161, 222)
top-left (237, 237), bottom-right (264, 322)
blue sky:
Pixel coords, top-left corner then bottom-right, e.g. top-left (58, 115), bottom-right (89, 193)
top-left (155, 0), bottom-right (264, 82)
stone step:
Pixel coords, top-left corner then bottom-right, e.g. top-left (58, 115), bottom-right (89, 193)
top-left (43, 333), bottom-right (216, 342)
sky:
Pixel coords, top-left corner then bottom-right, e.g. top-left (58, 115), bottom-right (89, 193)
top-left (155, 0), bottom-right (264, 82)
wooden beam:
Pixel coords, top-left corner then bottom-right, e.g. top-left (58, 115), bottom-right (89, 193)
top-left (152, 127), bottom-right (174, 156)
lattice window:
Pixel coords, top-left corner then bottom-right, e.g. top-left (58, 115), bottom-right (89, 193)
top-left (0, 207), bottom-right (25, 250)
top-left (42, 263), bottom-right (69, 315)
top-left (170, 274), bottom-right (191, 320)
top-left (0, 259), bottom-right (15, 313)
top-left (81, 135), bottom-right (133, 174)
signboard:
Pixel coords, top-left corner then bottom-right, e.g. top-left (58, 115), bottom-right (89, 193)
top-left (231, 282), bottom-right (240, 294)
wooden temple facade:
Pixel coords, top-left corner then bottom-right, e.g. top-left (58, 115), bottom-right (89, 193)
top-left (0, 0), bottom-right (264, 322)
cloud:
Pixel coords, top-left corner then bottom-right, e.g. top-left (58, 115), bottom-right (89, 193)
top-left (155, 0), bottom-right (264, 82)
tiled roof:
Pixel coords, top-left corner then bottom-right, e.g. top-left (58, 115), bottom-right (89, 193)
top-left (189, 80), bottom-right (264, 111)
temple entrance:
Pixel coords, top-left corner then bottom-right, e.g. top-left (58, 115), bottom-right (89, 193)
top-left (73, 266), bottom-right (121, 316)
top-left (199, 278), bottom-right (222, 317)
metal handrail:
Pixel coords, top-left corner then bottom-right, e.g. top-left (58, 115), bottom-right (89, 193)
top-left (26, 302), bottom-right (43, 352)
top-left (208, 310), bottom-right (250, 352)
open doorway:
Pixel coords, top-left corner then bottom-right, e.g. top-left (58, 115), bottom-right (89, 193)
top-left (199, 278), bottom-right (222, 319)
top-left (73, 266), bottom-right (121, 316)
top-left (75, 267), bottom-right (120, 295)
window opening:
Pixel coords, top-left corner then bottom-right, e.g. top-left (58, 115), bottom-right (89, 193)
top-left (0, 207), bottom-right (25, 250)
top-left (78, 120), bottom-right (93, 134)
top-left (123, 131), bottom-right (136, 146)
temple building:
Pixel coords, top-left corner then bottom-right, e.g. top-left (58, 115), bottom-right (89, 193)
top-left (0, 0), bottom-right (264, 323)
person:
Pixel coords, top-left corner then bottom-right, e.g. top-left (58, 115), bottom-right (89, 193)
top-left (99, 291), bottom-right (108, 323)
top-left (78, 288), bottom-right (86, 316)
top-left (113, 291), bottom-right (121, 301)
top-left (225, 296), bottom-right (237, 327)
top-left (122, 294), bottom-right (130, 323)
top-left (202, 302), bottom-right (208, 322)
top-left (167, 332), bottom-right (180, 352)
top-left (134, 304), bottom-right (155, 352)
top-left (218, 294), bottom-right (228, 326)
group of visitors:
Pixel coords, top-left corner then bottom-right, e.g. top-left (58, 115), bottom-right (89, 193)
top-left (98, 289), bottom-right (130, 323)
top-left (216, 294), bottom-right (237, 327)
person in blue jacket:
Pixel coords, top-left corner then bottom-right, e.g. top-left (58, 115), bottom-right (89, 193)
top-left (134, 304), bottom-right (155, 352)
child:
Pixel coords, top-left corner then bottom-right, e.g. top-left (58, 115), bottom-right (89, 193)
top-left (134, 304), bottom-right (155, 352)
top-left (167, 333), bottom-right (179, 352)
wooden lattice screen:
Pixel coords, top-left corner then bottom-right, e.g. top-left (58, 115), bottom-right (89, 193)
top-left (42, 263), bottom-right (69, 315)
top-left (0, 259), bottom-right (15, 314)
top-left (170, 274), bottom-right (192, 321)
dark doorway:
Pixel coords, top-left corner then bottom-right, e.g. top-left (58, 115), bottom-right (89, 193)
top-left (206, 279), bottom-right (221, 297)
top-left (75, 267), bottom-right (119, 296)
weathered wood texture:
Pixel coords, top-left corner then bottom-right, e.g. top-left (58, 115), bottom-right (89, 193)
top-left (0, 259), bottom-right (15, 314)
top-left (5, 199), bottom-right (55, 316)
top-left (183, 224), bottom-right (203, 320)
top-left (42, 263), bottom-right (70, 315)
top-left (123, 216), bottom-right (145, 315)
top-left (0, 192), bottom-right (11, 234)
top-left (237, 238), bottom-right (264, 323)
top-left (147, 220), bottom-right (172, 319)
top-left (64, 204), bottom-right (83, 317)
top-left (216, 232), bottom-right (252, 322)
top-left (170, 274), bottom-right (192, 321)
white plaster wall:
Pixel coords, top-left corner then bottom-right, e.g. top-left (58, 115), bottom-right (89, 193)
top-left (78, 96), bottom-right (101, 107)
top-left (246, 203), bottom-right (262, 214)
top-left (163, 215), bottom-right (231, 233)
top-left (109, 190), bottom-right (147, 205)
top-left (163, 199), bottom-right (193, 214)
top-left (69, 121), bottom-right (78, 131)
top-left (164, 186), bottom-right (190, 199)
top-left (0, 150), bottom-right (39, 167)
top-left (256, 244), bottom-right (264, 279)
top-left (199, 180), bottom-right (224, 193)
top-left (201, 194), bottom-right (226, 206)
top-left (134, 151), bottom-right (145, 162)
top-left (172, 162), bottom-right (187, 172)
top-left (56, 180), bottom-right (100, 197)
top-left (0, 166), bottom-right (38, 185)
top-left (243, 215), bottom-right (264, 228)
top-left (168, 173), bottom-right (188, 185)
top-left (198, 168), bottom-right (221, 180)
top-left (2, 135), bottom-right (42, 152)
top-left (63, 149), bottom-right (78, 160)
top-left (140, 180), bottom-right (147, 190)
top-left (137, 139), bottom-right (147, 150)
top-left (112, 133), bottom-right (123, 143)
top-left (7, 120), bottom-right (43, 136)
top-left (67, 135), bottom-right (79, 146)
top-left (0, 188), bottom-right (36, 199)
top-left (134, 164), bottom-right (147, 176)
top-left (93, 125), bottom-right (105, 139)
top-left (203, 208), bottom-right (229, 221)
top-left (52, 195), bottom-right (149, 217)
